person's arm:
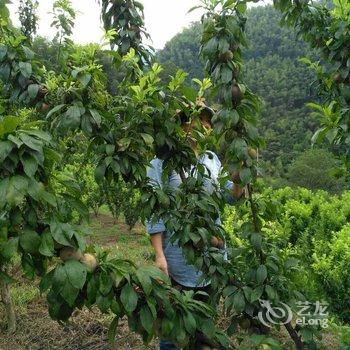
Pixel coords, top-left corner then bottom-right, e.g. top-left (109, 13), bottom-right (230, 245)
top-left (145, 159), bottom-right (168, 275)
top-left (150, 233), bottom-right (168, 275)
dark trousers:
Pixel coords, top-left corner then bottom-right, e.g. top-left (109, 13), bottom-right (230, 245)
top-left (160, 279), bottom-right (211, 350)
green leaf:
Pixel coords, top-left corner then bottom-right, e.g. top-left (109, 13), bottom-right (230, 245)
top-left (285, 258), bottom-right (299, 270)
top-left (19, 133), bottom-right (43, 152)
top-left (183, 312), bottom-right (196, 334)
top-left (140, 305), bottom-right (154, 334)
top-left (0, 116), bottom-right (21, 136)
top-left (240, 168), bottom-right (252, 185)
top-left (97, 294), bottom-right (111, 313)
top-left (78, 73), bottom-right (91, 88)
top-left (99, 272), bottom-right (113, 295)
top-left (233, 290), bottom-right (245, 313)
top-left (90, 109), bottom-right (102, 126)
top-left (0, 140), bottom-right (14, 162)
top-left (20, 153), bottom-right (38, 177)
top-left (141, 133), bottom-right (154, 146)
top-left (6, 176), bottom-right (28, 206)
top-left (61, 280), bottom-right (79, 307)
top-left (0, 270), bottom-right (15, 284)
top-left (39, 270), bottom-right (54, 293)
top-left (65, 260), bottom-right (87, 290)
top-left (62, 105), bottom-right (84, 130)
top-left (250, 286), bottom-right (264, 302)
top-left (236, 1), bottom-right (247, 14)
top-left (250, 232), bottom-right (262, 250)
top-left (47, 104), bottom-right (65, 119)
top-left (108, 316), bottom-right (119, 345)
top-left (135, 268), bottom-right (152, 295)
top-left (95, 163), bottom-right (106, 182)
top-left (0, 237), bottom-right (18, 261)
top-left (28, 84), bottom-right (39, 99)
top-left (256, 265), bottom-right (268, 284)
top-left (40, 190), bottom-right (57, 207)
top-left (39, 231), bottom-right (55, 257)
top-left (50, 222), bottom-right (73, 247)
top-left (120, 283), bottom-right (138, 314)
top-left (19, 61), bottom-right (32, 78)
top-left (224, 0), bottom-right (235, 8)
top-left (22, 46), bottom-right (34, 60)
top-left (0, 44), bottom-right (7, 60)
top-left (265, 285), bottom-right (276, 300)
top-left (0, 178), bottom-right (8, 209)
top-left (0, 63), bottom-right (10, 80)
top-left (19, 229), bottom-right (41, 254)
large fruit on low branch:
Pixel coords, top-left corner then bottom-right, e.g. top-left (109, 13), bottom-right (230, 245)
top-left (80, 253), bottom-right (98, 272)
top-left (217, 238), bottom-right (224, 249)
top-left (210, 236), bottom-right (219, 247)
top-left (231, 84), bottom-right (244, 105)
top-left (60, 247), bottom-right (83, 261)
top-left (219, 50), bottom-right (233, 62)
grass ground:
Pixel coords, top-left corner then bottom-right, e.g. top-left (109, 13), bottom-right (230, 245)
top-left (0, 211), bottom-right (345, 349)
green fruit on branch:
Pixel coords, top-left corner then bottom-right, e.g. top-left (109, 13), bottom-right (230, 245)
top-left (248, 147), bottom-right (257, 159)
top-left (219, 50), bottom-right (233, 62)
top-left (80, 253), bottom-right (98, 272)
top-left (59, 247), bottom-right (83, 261)
top-left (333, 73), bottom-right (344, 84)
top-left (231, 84), bottom-right (244, 105)
top-left (239, 317), bottom-right (251, 330)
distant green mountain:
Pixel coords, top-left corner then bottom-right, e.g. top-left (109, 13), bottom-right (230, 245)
top-left (157, 5), bottom-right (319, 176)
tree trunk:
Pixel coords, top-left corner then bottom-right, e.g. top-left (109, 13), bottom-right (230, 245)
top-left (0, 266), bottom-right (16, 333)
top-left (284, 322), bottom-right (304, 350)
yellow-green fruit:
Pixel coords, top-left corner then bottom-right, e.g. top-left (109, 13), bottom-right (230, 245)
top-left (201, 346), bottom-right (211, 350)
top-left (248, 147), bottom-right (257, 158)
top-left (80, 253), bottom-right (98, 272)
top-left (239, 318), bottom-right (251, 330)
top-left (60, 247), bottom-right (82, 261)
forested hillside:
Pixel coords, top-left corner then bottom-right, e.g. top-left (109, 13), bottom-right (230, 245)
top-left (158, 5), bottom-right (319, 177)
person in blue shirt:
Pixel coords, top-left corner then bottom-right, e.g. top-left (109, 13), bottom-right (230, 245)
top-left (146, 107), bottom-right (244, 350)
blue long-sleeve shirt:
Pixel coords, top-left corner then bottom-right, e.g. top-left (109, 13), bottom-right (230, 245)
top-left (146, 151), bottom-right (235, 288)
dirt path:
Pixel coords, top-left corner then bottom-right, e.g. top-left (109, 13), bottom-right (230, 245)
top-left (0, 296), bottom-right (157, 350)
